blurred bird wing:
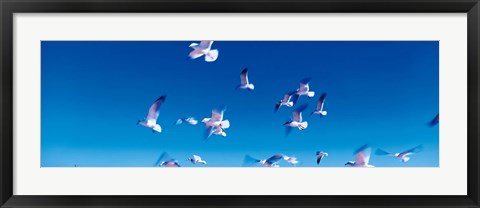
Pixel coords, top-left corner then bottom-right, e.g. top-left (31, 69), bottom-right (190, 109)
top-left (293, 111), bottom-right (302, 122)
top-left (266, 154), bottom-right (284, 164)
top-left (317, 155), bottom-right (324, 164)
top-left (375, 148), bottom-right (394, 156)
top-left (199, 41), bottom-right (213, 50)
top-left (189, 49), bottom-right (205, 59)
top-left (240, 68), bottom-right (249, 85)
top-left (299, 82), bottom-right (309, 92)
top-left (211, 109), bottom-right (224, 122)
top-left (146, 96), bottom-right (166, 121)
top-left (317, 93), bottom-right (327, 110)
top-left (402, 145), bottom-right (424, 154)
top-left (355, 148), bottom-right (371, 165)
top-left (293, 103), bottom-right (309, 122)
top-left (204, 126), bottom-right (214, 140)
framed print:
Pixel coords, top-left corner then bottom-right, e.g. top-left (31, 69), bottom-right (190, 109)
top-left (1, 0), bottom-right (479, 207)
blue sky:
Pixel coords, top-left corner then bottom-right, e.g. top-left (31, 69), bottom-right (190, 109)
top-left (41, 41), bottom-right (439, 167)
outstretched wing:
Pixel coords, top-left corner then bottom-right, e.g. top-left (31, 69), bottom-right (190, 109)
top-left (199, 41), bottom-right (213, 50)
top-left (193, 155), bottom-right (202, 161)
top-left (154, 152), bottom-right (170, 166)
top-left (317, 93), bottom-right (327, 111)
top-left (189, 49), bottom-right (204, 59)
top-left (204, 126), bottom-right (214, 140)
top-left (299, 77), bottom-right (312, 91)
top-left (243, 155), bottom-right (260, 167)
top-left (240, 68), bottom-right (249, 85)
top-left (293, 103), bottom-right (309, 122)
top-left (354, 144), bottom-right (371, 165)
top-left (146, 96), bottom-right (166, 121)
top-left (375, 148), bottom-right (394, 156)
top-left (317, 155), bottom-right (325, 165)
top-left (211, 105), bottom-right (227, 122)
top-left (266, 154), bottom-right (284, 164)
top-left (402, 145), bottom-right (424, 154)
top-left (428, 114), bottom-right (439, 127)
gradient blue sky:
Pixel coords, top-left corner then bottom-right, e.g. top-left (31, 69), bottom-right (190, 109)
top-left (41, 41), bottom-right (439, 167)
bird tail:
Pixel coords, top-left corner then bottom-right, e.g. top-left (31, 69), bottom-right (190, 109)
top-left (205, 49), bottom-right (219, 62)
top-left (220, 120), bottom-right (230, 129)
top-left (307, 91), bottom-right (315, 97)
top-left (299, 121), bottom-right (308, 130)
top-left (242, 155), bottom-right (259, 167)
top-left (248, 84), bottom-right (255, 90)
top-left (375, 148), bottom-right (392, 156)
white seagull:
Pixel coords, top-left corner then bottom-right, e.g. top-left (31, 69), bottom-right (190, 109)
top-left (175, 117), bottom-right (198, 125)
top-left (283, 103), bottom-right (309, 135)
top-left (188, 41), bottom-right (219, 62)
top-left (137, 95), bottom-right (166, 133)
top-left (345, 144), bottom-right (374, 167)
top-left (202, 105), bottom-right (230, 139)
top-left (295, 77), bottom-right (315, 98)
top-left (275, 91), bottom-right (299, 112)
top-left (316, 151), bottom-right (329, 165)
top-left (187, 155), bottom-right (207, 164)
top-left (311, 93), bottom-right (327, 117)
top-left (375, 145), bottom-right (423, 162)
top-left (243, 154), bottom-right (284, 167)
top-left (237, 68), bottom-right (255, 91)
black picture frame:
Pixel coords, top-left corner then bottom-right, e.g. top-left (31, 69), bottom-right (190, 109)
top-left (1, 0), bottom-right (479, 207)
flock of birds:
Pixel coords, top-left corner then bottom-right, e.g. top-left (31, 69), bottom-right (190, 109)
top-left (134, 41), bottom-right (439, 168)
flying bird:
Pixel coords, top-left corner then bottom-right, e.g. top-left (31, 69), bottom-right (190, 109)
top-left (155, 152), bottom-right (181, 167)
top-left (428, 114), bottom-right (439, 127)
top-left (284, 103), bottom-right (309, 135)
top-left (175, 117), bottom-right (198, 125)
top-left (188, 41), bottom-right (219, 62)
top-left (187, 155), bottom-right (207, 164)
top-left (243, 154), bottom-right (285, 167)
top-left (237, 68), bottom-right (255, 91)
top-left (137, 95), bottom-right (166, 133)
top-left (311, 93), bottom-right (327, 117)
top-left (345, 144), bottom-right (374, 167)
top-left (375, 145), bottom-right (424, 162)
top-left (275, 91), bottom-right (299, 112)
top-left (295, 77), bottom-right (315, 98)
top-left (316, 151), bottom-right (329, 165)
top-left (202, 105), bottom-right (230, 139)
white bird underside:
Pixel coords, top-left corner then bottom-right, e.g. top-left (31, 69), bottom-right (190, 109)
top-left (238, 68), bottom-right (254, 90)
top-left (188, 41), bottom-right (219, 62)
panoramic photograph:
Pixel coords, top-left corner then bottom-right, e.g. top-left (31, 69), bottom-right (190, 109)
top-left (41, 41), bottom-right (439, 167)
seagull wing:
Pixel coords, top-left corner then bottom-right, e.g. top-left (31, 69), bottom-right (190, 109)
top-left (146, 96), bottom-right (166, 121)
top-left (293, 103), bottom-right (309, 122)
top-left (402, 145), bottom-right (424, 154)
top-left (154, 152), bottom-right (170, 166)
top-left (266, 154), bottom-right (284, 164)
top-left (240, 68), bottom-right (249, 85)
top-left (199, 41), bottom-right (213, 50)
top-left (428, 114), bottom-right (439, 127)
top-left (317, 93), bottom-right (327, 111)
top-left (354, 145), bottom-right (371, 165)
top-left (317, 155), bottom-right (324, 165)
top-left (375, 148), bottom-right (394, 156)
top-left (299, 77), bottom-right (312, 91)
top-left (189, 49), bottom-right (204, 59)
top-left (243, 155), bottom-right (260, 167)
top-left (204, 126), bottom-right (214, 140)
top-left (211, 105), bottom-right (227, 122)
